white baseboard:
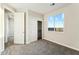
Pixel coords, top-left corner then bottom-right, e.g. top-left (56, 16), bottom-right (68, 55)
top-left (45, 39), bottom-right (79, 51)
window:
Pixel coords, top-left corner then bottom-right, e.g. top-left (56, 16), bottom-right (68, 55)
top-left (48, 16), bottom-right (54, 31)
top-left (48, 13), bottom-right (64, 32)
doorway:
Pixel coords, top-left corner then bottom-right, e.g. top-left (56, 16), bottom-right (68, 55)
top-left (37, 21), bottom-right (42, 40)
top-left (4, 9), bottom-right (14, 49)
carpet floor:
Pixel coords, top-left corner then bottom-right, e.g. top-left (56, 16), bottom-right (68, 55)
top-left (1, 39), bottom-right (79, 55)
top-left (5, 37), bottom-right (14, 49)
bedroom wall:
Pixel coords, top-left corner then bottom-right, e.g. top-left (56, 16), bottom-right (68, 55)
top-left (4, 13), bottom-right (9, 43)
top-left (0, 5), bottom-right (4, 54)
top-left (26, 10), bottom-right (43, 44)
top-left (8, 13), bottom-right (14, 37)
top-left (44, 4), bottom-right (79, 51)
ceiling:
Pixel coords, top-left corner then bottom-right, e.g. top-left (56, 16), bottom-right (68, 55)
top-left (6, 3), bottom-right (71, 14)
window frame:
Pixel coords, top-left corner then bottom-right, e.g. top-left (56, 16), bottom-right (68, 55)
top-left (48, 13), bottom-right (64, 32)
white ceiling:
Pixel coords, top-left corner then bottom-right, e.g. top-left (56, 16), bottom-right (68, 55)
top-left (7, 3), bottom-right (71, 14)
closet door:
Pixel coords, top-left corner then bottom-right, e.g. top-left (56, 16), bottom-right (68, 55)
top-left (14, 12), bottom-right (24, 44)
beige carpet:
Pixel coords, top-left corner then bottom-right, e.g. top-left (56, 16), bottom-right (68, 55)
top-left (2, 39), bottom-right (79, 55)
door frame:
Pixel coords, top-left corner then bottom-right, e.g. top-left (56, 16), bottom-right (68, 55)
top-left (4, 8), bottom-right (14, 49)
top-left (37, 21), bottom-right (42, 40)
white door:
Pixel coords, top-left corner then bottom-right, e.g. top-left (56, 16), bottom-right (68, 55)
top-left (14, 12), bottom-right (24, 44)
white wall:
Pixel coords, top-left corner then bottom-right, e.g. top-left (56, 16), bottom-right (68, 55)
top-left (26, 10), bottom-right (43, 44)
top-left (2, 3), bottom-right (16, 13)
top-left (4, 13), bottom-right (9, 43)
top-left (44, 4), bottom-right (79, 51)
top-left (4, 11), bottom-right (14, 43)
top-left (8, 14), bottom-right (14, 37)
top-left (0, 5), bottom-right (4, 54)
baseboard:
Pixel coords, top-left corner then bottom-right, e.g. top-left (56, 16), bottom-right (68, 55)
top-left (44, 39), bottom-right (79, 52)
top-left (26, 40), bottom-right (37, 44)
